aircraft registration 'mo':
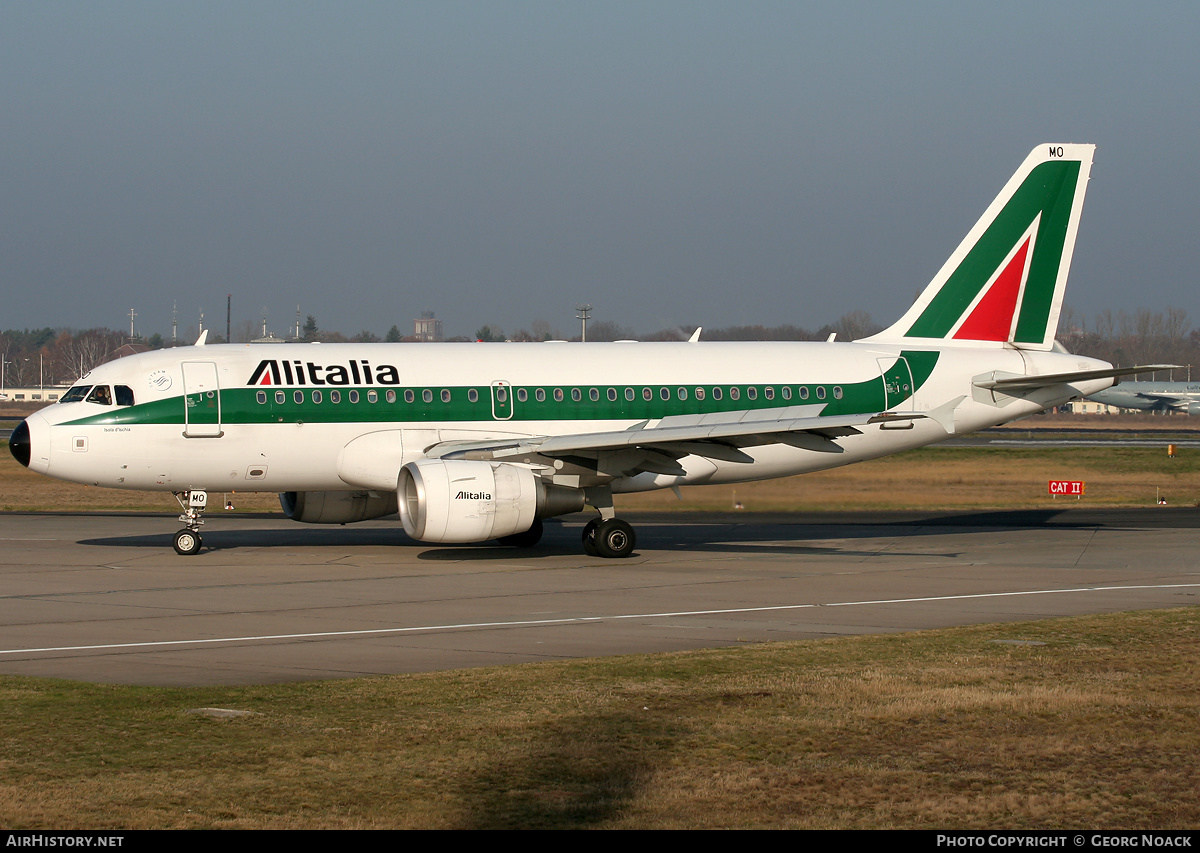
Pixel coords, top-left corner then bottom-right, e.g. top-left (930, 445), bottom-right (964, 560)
top-left (10, 145), bottom-right (1165, 558)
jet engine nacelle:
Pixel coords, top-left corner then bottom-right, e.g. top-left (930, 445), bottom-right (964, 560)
top-left (397, 459), bottom-right (584, 543)
top-left (1187, 402), bottom-right (1200, 417)
top-left (280, 490), bottom-right (399, 524)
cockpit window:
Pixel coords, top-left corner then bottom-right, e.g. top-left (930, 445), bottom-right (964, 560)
top-left (115, 385), bottom-right (135, 406)
top-left (60, 386), bottom-right (91, 403)
top-left (85, 385), bottom-right (113, 405)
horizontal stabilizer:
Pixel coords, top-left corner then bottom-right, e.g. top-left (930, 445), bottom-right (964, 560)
top-left (973, 364), bottom-right (1179, 393)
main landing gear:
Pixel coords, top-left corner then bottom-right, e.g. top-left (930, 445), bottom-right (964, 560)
top-left (172, 489), bottom-right (207, 556)
top-left (582, 517), bottom-right (636, 559)
top-left (581, 486), bottom-right (637, 558)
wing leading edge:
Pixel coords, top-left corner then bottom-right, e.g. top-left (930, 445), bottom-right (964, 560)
top-left (424, 406), bottom-right (919, 479)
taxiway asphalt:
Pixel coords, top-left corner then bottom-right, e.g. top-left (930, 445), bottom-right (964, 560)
top-left (1, 509), bottom-right (1196, 686)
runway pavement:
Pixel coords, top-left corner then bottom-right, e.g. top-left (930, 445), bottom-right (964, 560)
top-left (0, 509), bottom-right (1197, 686)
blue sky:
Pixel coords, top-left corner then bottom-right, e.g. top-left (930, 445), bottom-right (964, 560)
top-left (3, 2), bottom-right (1198, 340)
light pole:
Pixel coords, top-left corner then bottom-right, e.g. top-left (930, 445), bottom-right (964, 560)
top-left (575, 304), bottom-right (592, 343)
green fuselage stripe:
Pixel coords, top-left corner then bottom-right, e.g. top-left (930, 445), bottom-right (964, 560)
top-left (64, 352), bottom-right (940, 429)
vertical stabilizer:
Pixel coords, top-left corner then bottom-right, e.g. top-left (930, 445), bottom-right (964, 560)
top-left (864, 144), bottom-right (1095, 351)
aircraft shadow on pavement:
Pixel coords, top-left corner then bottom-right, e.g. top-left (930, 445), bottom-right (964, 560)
top-left (75, 507), bottom-right (1175, 559)
top-left (76, 518), bottom-right (967, 562)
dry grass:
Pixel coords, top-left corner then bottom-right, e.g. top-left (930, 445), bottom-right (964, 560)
top-left (0, 609), bottom-right (1196, 828)
top-left (621, 446), bottom-right (1200, 511)
top-left (4, 441), bottom-right (1199, 514)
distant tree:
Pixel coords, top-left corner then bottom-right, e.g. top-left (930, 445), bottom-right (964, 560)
top-left (834, 310), bottom-right (881, 341)
top-left (350, 330), bottom-right (380, 343)
top-left (584, 320), bottom-right (635, 342)
top-left (385, 325), bottom-right (402, 342)
top-left (474, 325), bottom-right (504, 342)
top-left (302, 315), bottom-right (319, 342)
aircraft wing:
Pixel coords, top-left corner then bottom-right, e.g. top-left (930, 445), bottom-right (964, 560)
top-left (426, 407), bottom-right (914, 477)
top-left (1130, 391), bottom-right (1186, 406)
top-left (973, 364), bottom-right (1178, 394)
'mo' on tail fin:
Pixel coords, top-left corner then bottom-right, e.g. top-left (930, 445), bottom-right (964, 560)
top-left (865, 144), bottom-right (1095, 351)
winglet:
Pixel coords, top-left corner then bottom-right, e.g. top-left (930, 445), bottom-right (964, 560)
top-left (195, 330), bottom-right (209, 346)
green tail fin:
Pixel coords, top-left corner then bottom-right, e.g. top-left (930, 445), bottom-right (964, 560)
top-left (865, 144), bottom-right (1095, 351)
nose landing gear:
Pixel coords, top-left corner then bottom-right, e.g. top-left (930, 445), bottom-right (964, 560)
top-left (172, 489), bottom-right (207, 555)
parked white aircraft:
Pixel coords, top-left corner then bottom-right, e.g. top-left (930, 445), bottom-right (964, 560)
top-left (1088, 381), bottom-right (1200, 414)
top-left (10, 144), bottom-right (1155, 558)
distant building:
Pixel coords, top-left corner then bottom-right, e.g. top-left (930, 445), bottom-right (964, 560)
top-left (414, 311), bottom-right (443, 342)
top-left (0, 386), bottom-right (65, 404)
top-left (1068, 400), bottom-right (1123, 415)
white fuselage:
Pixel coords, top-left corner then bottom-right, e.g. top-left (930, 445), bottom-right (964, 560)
top-left (18, 339), bottom-right (1113, 498)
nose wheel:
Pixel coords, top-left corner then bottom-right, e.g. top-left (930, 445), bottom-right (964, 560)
top-left (172, 489), bottom-right (208, 556)
top-left (173, 529), bottom-right (203, 555)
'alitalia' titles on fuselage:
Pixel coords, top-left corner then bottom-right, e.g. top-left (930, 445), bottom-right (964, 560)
top-left (248, 358), bottom-right (403, 387)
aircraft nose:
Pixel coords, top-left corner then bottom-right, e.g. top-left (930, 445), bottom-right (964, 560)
top-left (9, 419), bottom-right (31, 468)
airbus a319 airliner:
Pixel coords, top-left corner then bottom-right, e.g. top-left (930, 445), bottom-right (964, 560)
top-left (10, 145), bottom-right (1155, 558)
